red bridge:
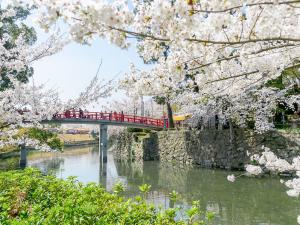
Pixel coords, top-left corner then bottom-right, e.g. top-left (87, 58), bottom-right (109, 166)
top-left (50, 111), bottom-right (168, 130)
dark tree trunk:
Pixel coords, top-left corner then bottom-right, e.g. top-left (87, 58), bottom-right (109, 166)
top-left (166, 101), bottom-right (174, 128)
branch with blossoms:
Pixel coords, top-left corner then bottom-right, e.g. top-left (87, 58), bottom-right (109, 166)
top-left (27, 2), bottom-right (300, 79)
top-left (188, 44), bottom-right (300, 72)
top-left (190, 0), bottom-right (300, 14)
top-left (108, 26), bottom-right (300, 46)
top-left (0, 68), bottom-right (113, 147)
top-left (28, 0), bottom-right (300, 46)
top-left (0, 76), bottom-right (113, 150)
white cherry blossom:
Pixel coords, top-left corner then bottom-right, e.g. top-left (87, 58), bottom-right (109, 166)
top-left (245, 164), bottom-right (263, 176)
top-left (227, 174), bottom-right (236, 182)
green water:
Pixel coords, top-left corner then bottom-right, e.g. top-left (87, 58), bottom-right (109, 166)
top-left (1, 145), bottom-right (300, 225)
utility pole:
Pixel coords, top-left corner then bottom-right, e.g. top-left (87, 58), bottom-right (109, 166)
top-left (151, 98), bottom-right (154, 117)
top-left (141, 96), bottom-right (144, 117)
top-left (133, 101), bottom-right (136, 116)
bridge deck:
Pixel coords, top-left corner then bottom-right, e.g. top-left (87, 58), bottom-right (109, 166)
top-left (47, 111), bottom-right (167, 130)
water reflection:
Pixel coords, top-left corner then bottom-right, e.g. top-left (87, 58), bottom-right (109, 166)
top-left (114, 161), bottom-right (300, 225)
top-left (1, 145), bottom-right (300, 225)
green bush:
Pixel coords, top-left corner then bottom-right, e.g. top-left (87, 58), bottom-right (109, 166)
top-left (0, 169), bottom-right (213, 224)
top-left (28, 128), bottom-right (54, 143)
top-left (127, 127), bottom-right (143, 133)
top-left (28, 128), bottom-right (63, 150)
top-left (47, 137), bottom-right (64, 150)
top-left (142, 129), bottom-right (151, 133)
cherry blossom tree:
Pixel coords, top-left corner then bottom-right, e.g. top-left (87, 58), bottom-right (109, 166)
top-left (21, 0), bottom-right (300, 132)
top-left (0, 4), bottom-right (113, 150)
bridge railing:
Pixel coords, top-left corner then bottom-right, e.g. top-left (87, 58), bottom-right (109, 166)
top-left (52, 111), bottom-right (168, 128)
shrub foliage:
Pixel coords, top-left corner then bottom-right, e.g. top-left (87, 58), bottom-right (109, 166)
top-left (0, 169), bottom-right (212, 224)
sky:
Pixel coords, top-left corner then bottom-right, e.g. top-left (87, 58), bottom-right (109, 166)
top-left (32, 32), bottom-right (150, 110)
top-left (32, 35), bottom-right (158, 123)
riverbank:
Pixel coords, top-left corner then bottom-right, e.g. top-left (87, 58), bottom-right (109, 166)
top-left (0, 149), bottom-right (19, 159)
top-left (113, 129), bottom-right (300, 170)
top-left (0, 134), bottom-right (98, 158)
top-left (58, 134), bottom-right (98, 147)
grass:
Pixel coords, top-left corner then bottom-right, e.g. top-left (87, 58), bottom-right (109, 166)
top-left (58, 134), bottom-right (95, 142)
top-left (0, 145), bottom-right (17, 154)
top-left (276, 127), bottom-right (300, 134)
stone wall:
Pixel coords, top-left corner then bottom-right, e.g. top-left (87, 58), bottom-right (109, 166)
top-left (113, 131), bottom-right (159, 162)
top-left (113, 129), bottom-right (300, 170)
top-left (113, 131), bottom-right (134, 161)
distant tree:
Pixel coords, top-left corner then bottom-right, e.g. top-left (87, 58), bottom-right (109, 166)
top-left (0, 5), bottom-right (37, 91)
top-left (27, 128), bottom-right (64, 150)
top-left (266, 65), bottom-right (300, 126)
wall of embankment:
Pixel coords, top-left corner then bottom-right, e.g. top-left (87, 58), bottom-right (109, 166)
top-left (113, 129), bottom-right (300, 170)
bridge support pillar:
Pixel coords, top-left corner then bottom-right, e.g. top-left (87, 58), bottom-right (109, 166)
top-left (19, 144), bottom-right (27, 169)
top-left (99, 124), bottom-right (108, 163)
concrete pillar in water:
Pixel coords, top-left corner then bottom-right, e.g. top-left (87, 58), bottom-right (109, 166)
top-left (19, 144), bottom-right (27, 168)
top-left (99, 124), bottom-right (108, 163)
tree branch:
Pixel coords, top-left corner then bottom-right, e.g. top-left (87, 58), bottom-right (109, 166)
top-left (0, 122), bottom-right (12, 130)
top-left (192, 0), bottom-right (300, 14)
top-left (248, 8), bottom-right (264, 39)
top-left (205, 70), bottom-right (260, 85)
top-left (189, 43), bottom-right (300, 71)
top-left (108, 26), bottom-right (300, 45)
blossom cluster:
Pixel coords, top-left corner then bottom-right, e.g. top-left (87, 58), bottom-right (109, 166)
top-left (228, 146), bottom-right (300, 179)
top-left (227, 145), bottom-right (300, 224)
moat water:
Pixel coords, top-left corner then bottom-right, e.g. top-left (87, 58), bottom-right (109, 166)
top-left (1, 145), bottom-right (300, 225)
